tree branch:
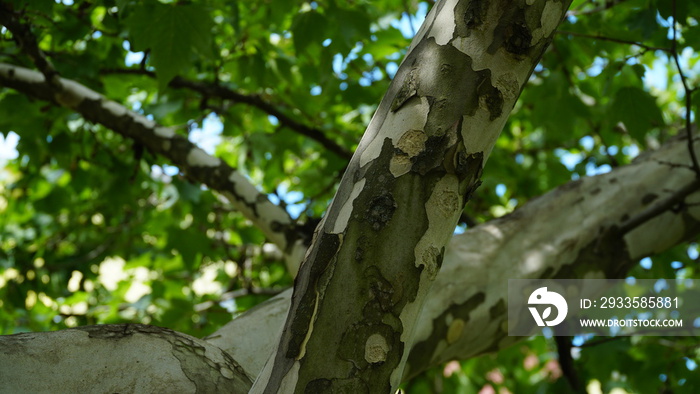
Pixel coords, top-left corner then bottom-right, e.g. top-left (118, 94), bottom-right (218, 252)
top-left (100, 68), bottom-right (353, 160)
top-left (0, 62), bottom-right (308, 270)
top-left (555, 30), bottom-right (671, 52)
top-left (670, 0), bottom-right (700, 177)
top-left (0, 324), bottom-right (253, 393)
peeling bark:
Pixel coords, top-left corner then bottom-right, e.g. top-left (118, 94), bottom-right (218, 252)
top-left (0, 324), bottom-right (252, 393)
top-left (253, 1), bottom-right (571, 392)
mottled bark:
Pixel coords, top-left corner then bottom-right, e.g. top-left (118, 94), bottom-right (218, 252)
top-left (0, 324), bottom-right (252, 393)
top-left (209, 130), bottom-right (700, 382)
top-left (252, 0), bottom-right (572, 392)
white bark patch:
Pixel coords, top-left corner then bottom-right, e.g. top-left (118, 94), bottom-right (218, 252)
top-left (627, 200), bottom-right (692, 256)
top-left (133, 115), bottom-right (156, 130)
top-left (434, 187), bottom-right (460, 218)
top-left (446, 318), bottom-right (464, 344)
top-left (101, 100), bottom-right (129, 118)
top-left (531, 2), bottom-right (564, 44)
top-left (364, 334), bottom-right (390, 364)
top-left (223, 172), bottom-right (293, 252)
top-left (0, 63), bottom-right (45, 83)
top-left (427, 0), bottom-right (457, 46)
top-left (389, 155), bottom-right (412, 177)
top-left (495, 72), bottom-right (521, 103)
top-left (229, 172), bottom-right (258, 203)
top-left (56, 79), bottom-right (101, 108)
top-left (278, 361), bottom-right (301, 393)
top-left (397, 129), bottom-right (428, 157)
top-left (460, 110), bottom-right (504, 160)
top-left (187, 148), bottom-right (221, 167)
top-left (359, 97), bottom-right (430, 168)
top-left (207, 290), bottom-right (292, 378)
top-left (332, 178), bottom-right (366, 234)
top-left (390, 129), bottom-right (429, 177)
top-left (228, 172), bottom-right (293, 226)
top-left (154, 126), bottom-right (176, 139)
top-left (522, 249), bottom-right (552, 274)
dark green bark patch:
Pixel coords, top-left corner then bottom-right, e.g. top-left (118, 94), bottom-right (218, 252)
top-left (412, 134), bottom-right (453, 175)
top-left (407, 292), bottom-right (486, 376)
top-left (305, 377), bottom-right (370, 394)
top-left (285, 232), bottom-right (341, 359)
top-left (488, 3), bottom-right (533, 57)
top-left (454, 0), bottom-right (488, 37)
top-left (365, 194), bottom-right (397, 231)
top-left (642, 193), bottom-right (658, 205)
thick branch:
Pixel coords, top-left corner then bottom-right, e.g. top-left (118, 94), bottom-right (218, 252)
top-left (0, 324), bottom-right (252, 393)
top-left (100, 68), bottom-right (353, 160)
top-left (0, 63), bottom-right (308, 269)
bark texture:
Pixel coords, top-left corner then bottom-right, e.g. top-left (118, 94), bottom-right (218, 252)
top-left (0, 324), bottom-right (252, 393)
top-left (252, 0), bottom-right (571, 392)
top-left (210, 130), bottom-right (700, 382)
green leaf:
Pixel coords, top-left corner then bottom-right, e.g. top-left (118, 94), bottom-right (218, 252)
top-left (608, 87), bottom-right (664, 141)
top-left (126, 2), bottom-right (213, 90)
top-left (291, 10), bottom-right (328, 54)
top-left (331, 7), bottom-right (371, 51)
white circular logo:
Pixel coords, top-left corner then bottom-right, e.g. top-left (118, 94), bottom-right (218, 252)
top-left (528, 287), bottom-right (568, 327)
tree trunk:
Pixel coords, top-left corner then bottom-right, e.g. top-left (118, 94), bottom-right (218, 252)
top-left (252, 0), bottom-right (571, 392)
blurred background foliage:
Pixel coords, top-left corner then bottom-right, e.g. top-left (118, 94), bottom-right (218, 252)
top-left (0, 0), bottom-right (699, 392)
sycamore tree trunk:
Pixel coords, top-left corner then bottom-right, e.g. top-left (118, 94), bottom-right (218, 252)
top-left (9, 0), bottom-right (700, 393)
top-left (252, 0), bottom-right (572, 392)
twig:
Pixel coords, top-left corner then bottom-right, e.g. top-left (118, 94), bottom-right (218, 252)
top-left (555, 30), bottom-right (671, 53)
top-left (566, 0), bottom-right (630, 16)
top-left (618, 178), bottom-right (700, 235)
top-left (670, 0), bottom-right (700, 178)
top-left (403, 0), bottom-right (416, 37)
top-left (100, 68), bottom-right (353, 160)
top-left (193, 287), bottom-right (284, 312)
top-left (0, 2), bottom-right (60, 87)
